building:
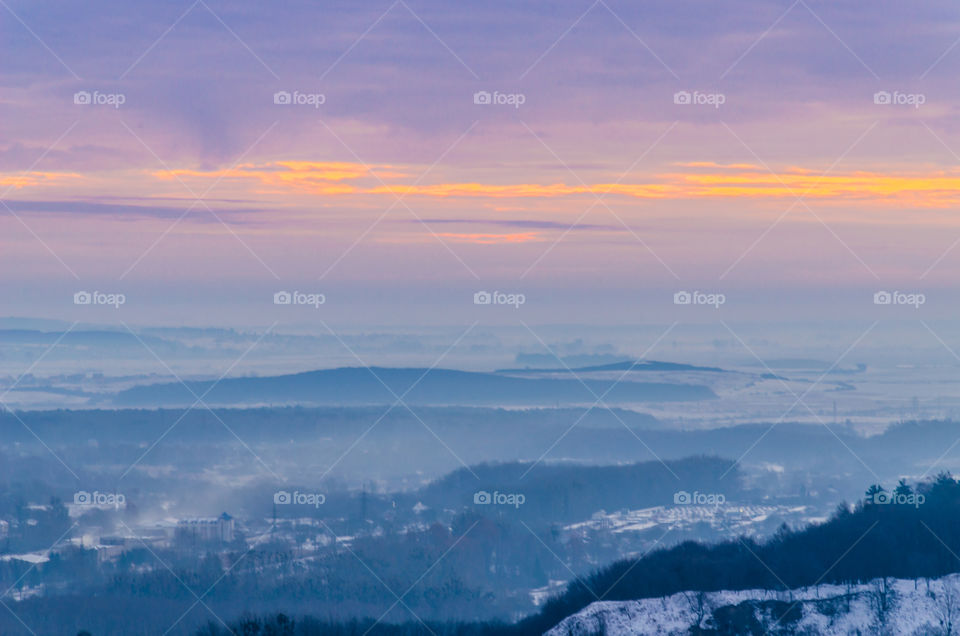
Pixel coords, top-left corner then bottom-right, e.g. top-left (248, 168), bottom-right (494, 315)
top-left (175, 512), bottom-right (235, 544)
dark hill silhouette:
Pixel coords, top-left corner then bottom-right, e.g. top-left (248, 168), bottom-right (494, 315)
top-left (112, 366), bottom-right (716, 407)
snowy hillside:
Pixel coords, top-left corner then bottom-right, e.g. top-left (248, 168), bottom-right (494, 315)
top-left (546, 573), bottom-right (960, 635)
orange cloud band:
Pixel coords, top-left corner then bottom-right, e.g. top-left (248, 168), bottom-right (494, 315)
top-left (148, 161), bottom-right (960, 207)
top-left (11, 161), bottom-right (960, 209)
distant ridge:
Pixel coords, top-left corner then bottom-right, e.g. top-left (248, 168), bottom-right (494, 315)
top-left (113, 365), bottom-right (716, 407)
top-left (0, 328), bottom-right (171, 347)
top-left (497, 359), bottom-right (726, 374)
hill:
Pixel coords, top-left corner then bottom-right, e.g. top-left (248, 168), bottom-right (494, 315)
top-left (112, 366), bottom-right (716, 407)
top-left (496, 360), bottom-right (726, 374)
top-left (412, 456), bottom-right (744, 526)
top-left (547, 574), bottom-right (956, 635)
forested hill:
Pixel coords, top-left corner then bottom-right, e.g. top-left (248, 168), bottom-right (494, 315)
top-left (414, 456), bottom-right (743, 526)
top-left (519, 473), bottom-right (960, 634)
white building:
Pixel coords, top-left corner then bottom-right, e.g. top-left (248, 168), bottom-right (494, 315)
top-left (175, 513), bottom-right (235, 543)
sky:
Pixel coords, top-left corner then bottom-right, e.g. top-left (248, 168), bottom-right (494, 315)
top-left (4, 0), bottom-right (960, 326)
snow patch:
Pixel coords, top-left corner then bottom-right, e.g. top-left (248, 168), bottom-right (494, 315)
top-left (546, 573), bottom-right (960, 635)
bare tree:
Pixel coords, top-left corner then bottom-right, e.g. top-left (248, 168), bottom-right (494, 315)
top-left (930, 577), bottom-right (960, 636)
top-left (867, 577), bottom-right (897, 635)
top-left (684, 590), bottom-right (711, 633)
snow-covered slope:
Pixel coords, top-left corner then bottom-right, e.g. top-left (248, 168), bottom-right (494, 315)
top-left (546, 573), bottom-right (960, 635)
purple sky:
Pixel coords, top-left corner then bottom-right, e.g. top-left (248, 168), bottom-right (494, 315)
top-left (3, 0), bottom-right (960, 325)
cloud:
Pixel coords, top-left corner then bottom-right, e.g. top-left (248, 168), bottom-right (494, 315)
top-left (152, 161), bottom-right (409, 195)
top-left (399, 231), bottom-right (545, 244)
top-left (0, 198), bottom-right (265, 221)
top-left (0, 172), bottom-right (82, 190)
top-left (415, 218), bottom-right (620, 231)
top-left (136, 161), bottom-right (960, 208)
top-left (6, 0), bottom-right (960, 163)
